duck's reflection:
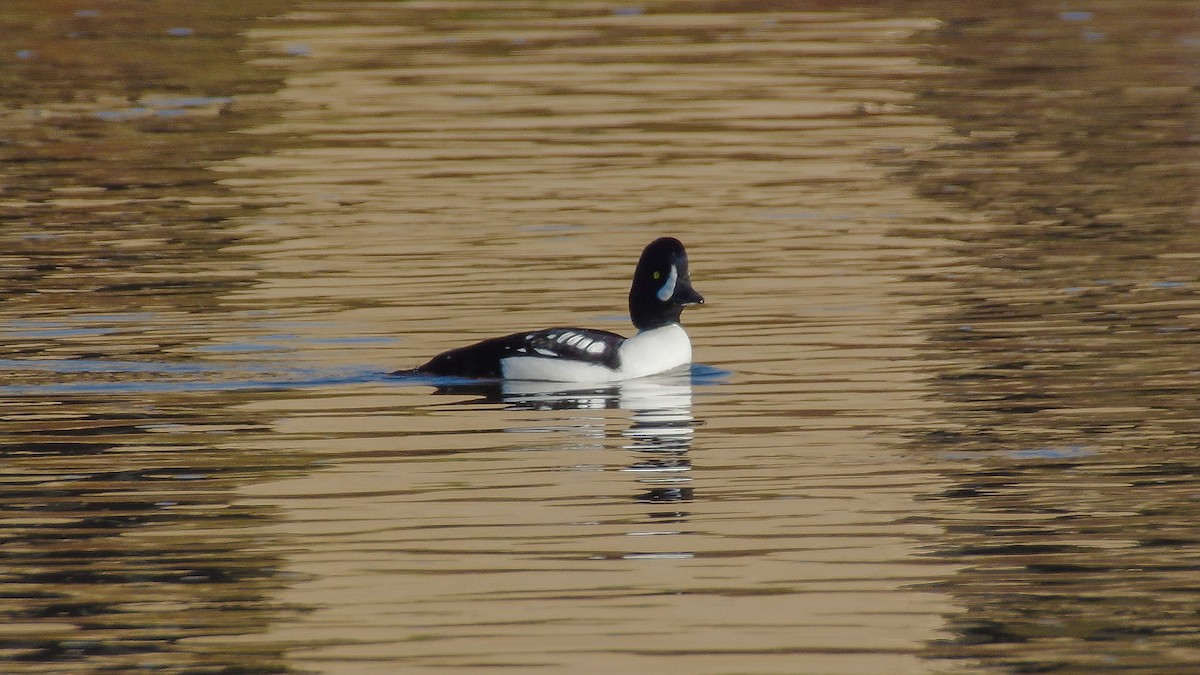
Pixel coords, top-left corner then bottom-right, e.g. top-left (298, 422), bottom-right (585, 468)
top-left (422, 371), bottom-right (698, 522)
top-left (614, 377), bottom-right (695, 512)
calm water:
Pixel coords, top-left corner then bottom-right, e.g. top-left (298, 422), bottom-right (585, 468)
top-left (1, 1), bottom-right (1197, 673)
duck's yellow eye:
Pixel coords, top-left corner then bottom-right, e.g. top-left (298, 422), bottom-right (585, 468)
top-left (653, 271), bottom-right (661, 280)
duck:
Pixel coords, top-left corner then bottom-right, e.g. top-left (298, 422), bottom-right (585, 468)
top-left (405, 237), bottom-right (704, 382)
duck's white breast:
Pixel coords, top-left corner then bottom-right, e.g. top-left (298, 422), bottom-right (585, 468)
top-left (616, 323), bottom-right (692, 380)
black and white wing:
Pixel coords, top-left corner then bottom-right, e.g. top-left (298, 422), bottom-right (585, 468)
top-left (415, 327), bottom-right (625, 378)
top-left (510, 328), bottom-right (625, 368)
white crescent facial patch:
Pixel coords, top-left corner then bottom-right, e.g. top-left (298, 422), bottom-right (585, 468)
top-left (656, 264), bottom-right (678, 301)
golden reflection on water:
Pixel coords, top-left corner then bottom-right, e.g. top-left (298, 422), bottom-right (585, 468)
top-left (217, 3), bottom-right (966, 672)
top-left (1, 0), bottom-right (1197, 673)
top-left (907, 1), bottom-right (1200, 668)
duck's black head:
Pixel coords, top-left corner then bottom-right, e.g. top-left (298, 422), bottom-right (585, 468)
top-left (628, 237), bottom-right (704, 331)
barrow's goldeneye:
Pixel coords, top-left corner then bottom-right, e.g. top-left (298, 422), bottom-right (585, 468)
top-left (405, 237), bottom-right (704, 382)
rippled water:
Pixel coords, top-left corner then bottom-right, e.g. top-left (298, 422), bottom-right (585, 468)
top-left (2, 1), bottom-right (1197, 673)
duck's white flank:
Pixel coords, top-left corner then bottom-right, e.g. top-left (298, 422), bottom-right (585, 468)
top-left (498, 323), bottom-right (692, 383)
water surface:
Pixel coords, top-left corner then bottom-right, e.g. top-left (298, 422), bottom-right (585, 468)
top-left (1, 1), bottom-right (1197, 673)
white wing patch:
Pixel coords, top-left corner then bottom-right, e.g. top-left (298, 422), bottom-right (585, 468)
top-left (551, 331), bottom-right (600, 352)
top-left (656, 265), bottom-right (678, 301)
top-left (519, 330), bottom-right (610, 359)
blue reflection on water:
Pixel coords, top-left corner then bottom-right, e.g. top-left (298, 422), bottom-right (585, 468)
top-left (94, 95), bottom-right (233, 121)
top-left (1007, 445), bottom-right (1093, 460)
top-left (1, 358), bottom-right (218, 375)
top-left (0, 358), bottom-right (729, 397)
top-left (0, 358), bottom-right (387, 395)
top-left (688, 363), bottom-right (731, 385)
top-left (7, 327), bottom-right (115, 338)
top-left (939, 445), bottom-right (1096, 462)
